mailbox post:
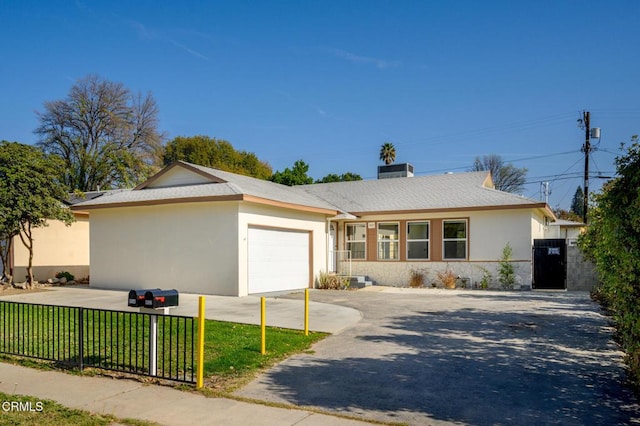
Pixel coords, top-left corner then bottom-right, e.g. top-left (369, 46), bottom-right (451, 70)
top-left (127, 289), bottom-right (179, 377)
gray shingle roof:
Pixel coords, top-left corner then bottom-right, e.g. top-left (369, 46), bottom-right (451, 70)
top-left (73, 162), bottom-right (549, 216)
top-left (295, 171), bottom-right (546, 213)
top-left (72, 162), bottom-right (341, 212)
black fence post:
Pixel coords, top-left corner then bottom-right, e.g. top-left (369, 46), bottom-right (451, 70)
top-left (78, 307), bottom-right (84, 370)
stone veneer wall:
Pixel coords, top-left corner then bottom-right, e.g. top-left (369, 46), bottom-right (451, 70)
top-left (566, 245), bottom-right (599, 291)
top-left (347, 261), bottom-right (532, 290)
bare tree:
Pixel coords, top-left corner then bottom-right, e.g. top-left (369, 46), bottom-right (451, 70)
top-left (472, 154), bottom-right (527, 194)
top-left (35, 75), bottom-right (163, 191)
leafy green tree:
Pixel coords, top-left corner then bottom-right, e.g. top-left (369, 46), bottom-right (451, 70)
top-left (570, 186), bottom-right (585, 218)
top-left (379, 142), bottom-right (396, 165)
top-left (163, 135), bottom-right (272, 179)
top-left (579, 135), bottom-right (640, 386)
top-left (0, 142), bottom-right (74, 286)
top-left (35, 74), bottom-right (163, 191)
top-left (471, 154), bottom-right (527, 194)
top-left (498, 243), bottom-right (516, 289)
top-left (316, 172), bottom-right (363, 183)
top-left (270, 160), bottom-right (314, 186)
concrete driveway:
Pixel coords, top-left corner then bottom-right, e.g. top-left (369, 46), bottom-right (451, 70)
top-left (235, 288), bottom-right (640, 425)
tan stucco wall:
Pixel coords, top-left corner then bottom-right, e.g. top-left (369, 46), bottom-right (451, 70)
top-left (238, 203), bottom-right (328, 296)
top-left (12, 216), bottom-right (90, 282)
top-left (89, 201), bottom-right (240, 295)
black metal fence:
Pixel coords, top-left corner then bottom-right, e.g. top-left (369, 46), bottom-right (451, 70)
top-left (0, 300), bottom-right (195, 383)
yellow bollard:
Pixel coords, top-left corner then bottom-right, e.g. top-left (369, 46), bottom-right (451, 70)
top-left (261, 297), bottom-right (266, 355)
top-left (196, 296), bottom-right (206, 389)
top-left (304, 288), bottom-right (309, 336)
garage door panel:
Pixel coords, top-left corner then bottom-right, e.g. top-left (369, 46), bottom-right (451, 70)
top-left (248, 227), bottom-right (310, 294)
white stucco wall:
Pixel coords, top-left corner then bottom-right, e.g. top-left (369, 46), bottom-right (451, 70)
top-left (469, 209), bottom-right (533, 261)
top-left (544, 225), bottom-right (583, 241)
top-left (12, 215), bottom-right (90, 282)
top-left (237, 203), bottom-right (328, 296)
top-left (335, 208), bottom-right (545, 288)
top-left (89, 201), bottom-right (240, 295)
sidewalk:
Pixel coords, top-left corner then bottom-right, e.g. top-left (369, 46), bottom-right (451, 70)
top-left (0, 286), bottom-right (362, 334)
top-left (0, 363), bottom-right (373, 425)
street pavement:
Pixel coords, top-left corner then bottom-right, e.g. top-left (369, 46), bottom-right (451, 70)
top-left (236, 288), bottom-right (640, 425)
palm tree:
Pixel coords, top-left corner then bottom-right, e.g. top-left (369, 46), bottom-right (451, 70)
top-left (379, 142), bottom-right (396, 165)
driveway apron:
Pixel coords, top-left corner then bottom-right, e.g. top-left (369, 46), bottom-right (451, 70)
top-left (236, 288), bottom-right (640, 425)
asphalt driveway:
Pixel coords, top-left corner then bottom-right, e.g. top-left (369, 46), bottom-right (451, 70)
top-left (236, 288), bottom-right (640, 425)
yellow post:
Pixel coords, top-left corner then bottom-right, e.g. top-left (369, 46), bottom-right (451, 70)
top-left (304, 288), bottom-right (309, 336)
top-left (261, 297), bottom-right (266, 355)
top-left (196, 296), bottom-right (206, 389)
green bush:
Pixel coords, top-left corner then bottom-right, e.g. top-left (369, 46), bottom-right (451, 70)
top-left (55, 271), bottom-right (75, 282)
top-left (498, 243), bottom-right (516, 289)
top-left (579, 136), bottom-right (640, 387)
top-left (477, 266), bottom-right (492, 289)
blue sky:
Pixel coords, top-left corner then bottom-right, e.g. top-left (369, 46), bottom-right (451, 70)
top-left (1, 1), bottom-right (638, 209)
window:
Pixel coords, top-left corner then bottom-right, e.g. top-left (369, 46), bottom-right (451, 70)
top-left (407, 221), bottom-right (429, 260)
top-left (346, 223), bottom-right (366, 260)
top-left (443, 220), bottom-right (467, 260)
top-left (377, 223), bottom-right (399, 260)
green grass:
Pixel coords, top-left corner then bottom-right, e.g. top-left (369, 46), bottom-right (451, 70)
top-left (0, 391), bottom-right (157, 425)
top-left (201, 320), bottom-right (325, 389)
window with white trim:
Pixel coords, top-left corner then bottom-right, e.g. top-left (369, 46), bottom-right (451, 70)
top-left (407, 221), bottom-right (429, 260)
top-left (346, 223), bottom-right (366, 260)
top-left (377, 223), bottom-right (399, 260)
top-left (443, 220), bottom-right (467, 260)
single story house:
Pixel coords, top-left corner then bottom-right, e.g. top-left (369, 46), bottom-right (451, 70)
top-left (9, 192), bottom-right (107, 283)
top-left (71, 161), bottom-right (555, 296)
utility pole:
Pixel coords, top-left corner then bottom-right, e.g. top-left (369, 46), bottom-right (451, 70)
top-left (540, 181), bottom-right (550, 203)
top-left (581, 111), bottom-right (591, 224)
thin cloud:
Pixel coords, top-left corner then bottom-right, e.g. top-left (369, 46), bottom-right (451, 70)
top-left (328, 48), bottom-right (400, 69)
top-left (125, 19), bottom-right (156, 40)
top-left (168, 39), bottom-right (210, 61)
top-left (123, 19), bottom-right (209, 61)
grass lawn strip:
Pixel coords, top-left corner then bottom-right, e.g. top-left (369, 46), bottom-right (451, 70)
top-left (0, 391), bottom-right (157, 426)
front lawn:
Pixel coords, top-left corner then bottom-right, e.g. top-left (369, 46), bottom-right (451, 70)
top-left (202, 320), bottom-right (326, 390)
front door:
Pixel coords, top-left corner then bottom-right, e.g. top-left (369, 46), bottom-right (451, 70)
top-left (533, 239), bottom-right (567, 290)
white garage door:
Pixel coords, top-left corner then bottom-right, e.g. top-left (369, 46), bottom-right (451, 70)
top-left (248, 227), bottom-right (310, 294)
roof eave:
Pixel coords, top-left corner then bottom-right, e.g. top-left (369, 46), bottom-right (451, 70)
top-left (346, 202), bottom-right (555, 217)
top-left (70, 193), bottom-right (339, 216)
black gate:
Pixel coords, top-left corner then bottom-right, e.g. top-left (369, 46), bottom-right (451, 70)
top-left (533, 239), bottom-right (567, 290)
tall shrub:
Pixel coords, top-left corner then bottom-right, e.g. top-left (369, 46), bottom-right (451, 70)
top-left (498, 243), bottom-right (516, 289)
top-left (579, 136), bottom-right (640, 386)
